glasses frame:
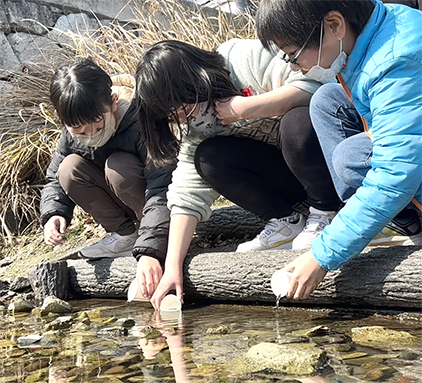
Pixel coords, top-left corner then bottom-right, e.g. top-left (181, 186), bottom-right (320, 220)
top-left (281, 25), bottom-right (317, 65)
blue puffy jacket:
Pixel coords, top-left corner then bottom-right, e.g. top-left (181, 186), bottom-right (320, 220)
top-left (312, 0), bottom-right (422, 270)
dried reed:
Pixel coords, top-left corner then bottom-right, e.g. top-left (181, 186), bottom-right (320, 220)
top-left (0, 0), bottom-right (256, 250)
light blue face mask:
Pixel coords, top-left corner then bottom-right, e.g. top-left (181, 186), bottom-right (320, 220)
top-left (305, 21), bottom-right (348, 82)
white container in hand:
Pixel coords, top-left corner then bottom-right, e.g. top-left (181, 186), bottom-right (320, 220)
top-left (127, 278), bottom-right (145, 302)
top-left (271, 270), bottom-right (293, 298)
top-left (160, 294), bottom-right (182, 311)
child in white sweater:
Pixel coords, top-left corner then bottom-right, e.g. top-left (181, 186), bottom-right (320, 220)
top-left (135, 39), bottom-right (340, 308)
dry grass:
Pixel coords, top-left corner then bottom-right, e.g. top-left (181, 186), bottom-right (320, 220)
top-left (0, 0), bottom-right (256, 254)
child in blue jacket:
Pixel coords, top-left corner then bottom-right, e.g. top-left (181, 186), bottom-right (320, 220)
top-left (256, 0), bottom-right (422, 300)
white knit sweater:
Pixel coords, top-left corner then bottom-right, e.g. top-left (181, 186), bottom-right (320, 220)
top-left (167, 39), bottom-right (323, 221)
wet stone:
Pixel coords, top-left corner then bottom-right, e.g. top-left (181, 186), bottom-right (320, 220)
top-left (40, 330), bottom-right (63, 347)
top-left (232, 342), bottom-right (327, 375)
top-left (8, 297), bottom-right (34, 313)
top-left (351, 326), bottom-right (418, 350)
top-left (44, 316), bottom-right (73, 331)
top-left (73, 322), bottom-right (90, 331)
top-left (17, 334), bottom-right (43, 347)
top-left (9, 276), bottom-right (31, 292)
top-left (288, 325), bottom-right (329, 338)
top-left (206, 325), bottom-right (232, 335)
top-left (363, 366), bottom-right (395, 381)
top-left (97, 327), bottom-right (129, 338)
top-left (115, 317), bottom-right (136, 328)
top-left (340, 352), bottom-right (369, 360)
top-left (140, 325), bottom-right (162, 340)
top-left (40, 295), bottom-right (73, 315)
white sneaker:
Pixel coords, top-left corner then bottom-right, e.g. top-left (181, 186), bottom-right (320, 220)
top-left (79, 231), bottom-right (138, 260)
top-left (236, 213), bottom-right (306, 252)
top-left (292, 207), bottom-right (336, 250)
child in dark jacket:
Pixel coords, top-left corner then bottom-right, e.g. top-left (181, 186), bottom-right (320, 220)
top-left (41, 59), bottom-right (175, 299)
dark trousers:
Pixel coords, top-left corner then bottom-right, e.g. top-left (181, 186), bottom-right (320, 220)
top-left (194, 107), bottom-right (340, 221)
top-left (56, 152), bottom-right (146, 235)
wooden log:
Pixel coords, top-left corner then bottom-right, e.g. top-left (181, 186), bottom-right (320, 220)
top-left (195, 205), bottom-right (265, 239)
top-left (66, 246), bottom-right (422, 309)
top-left (28, 261), bottom-right (69, 301)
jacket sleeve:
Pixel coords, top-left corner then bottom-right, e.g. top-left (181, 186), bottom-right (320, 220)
top-left (132, 162), bottom-right (176, 265)
top-left (39, 133), bottom-right (75, 227)
top-left (312, 58), bottom-right (422, 270)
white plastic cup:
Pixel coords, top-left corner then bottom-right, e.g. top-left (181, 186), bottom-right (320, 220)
top-left (271, 270), bottom-right (293, 298)
top-left (160, 294), bottom-right (182, 311)
top-left (127, 278), bottom-right (145, 302)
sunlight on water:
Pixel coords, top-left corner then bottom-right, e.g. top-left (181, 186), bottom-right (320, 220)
top-left (0, 299), bottom-right (421, 382)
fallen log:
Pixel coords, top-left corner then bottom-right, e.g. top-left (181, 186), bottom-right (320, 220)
top-left (66, 246), bottom-right (422, 310)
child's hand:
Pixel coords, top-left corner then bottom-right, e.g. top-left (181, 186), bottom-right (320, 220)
top-left (136, 256), bottom-right (163, 299)
top-left (44, 215), bottom-right (67, 246)
top-left (150, 267), bottom-right (184, 310)
top-left (283, 250), bottom-right (327, 300)
top-left (215, 96), bottom-right (248, 124)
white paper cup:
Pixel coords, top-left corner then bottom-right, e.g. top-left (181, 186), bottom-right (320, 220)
top-left (127, 278), bottom-right (145, 302)
top-left (271, 270), bottom-right (293, 298)
top-left (160, 294), bottom-right (182, 312)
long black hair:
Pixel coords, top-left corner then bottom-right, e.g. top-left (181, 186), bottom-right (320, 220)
top-left (50, 58), bottom-right (113, 127)
top-left (135, 40), bottom-right (240, 168)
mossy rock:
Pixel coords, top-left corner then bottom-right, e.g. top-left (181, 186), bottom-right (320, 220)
top-left (351, 326), bottom-right (419, 350)
top-left (230, 342), bottom-right (326, 376)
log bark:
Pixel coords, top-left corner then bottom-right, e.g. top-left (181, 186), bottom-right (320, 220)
top-left (28, 261), bottom-right (69, 301)
top-left (195, 205), bottom-right (265, 239)
top-left (66, 246), bottom-right (422, 309)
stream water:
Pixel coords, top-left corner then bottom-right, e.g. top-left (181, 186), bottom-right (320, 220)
top-left (0, 299), bottom-right (421, 382)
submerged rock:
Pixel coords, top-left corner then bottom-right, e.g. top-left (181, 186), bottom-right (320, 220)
top-left (140, 326), bottom-right (162, 340)
top-left (44, 316), bottom-right (73, 331)
top-left (363, 366), bottom-right (395, 381)
top-left (115, 317), bottom-right (135, 328)
top-left (97, 327), bottom-right (129, 338)
top-left (40, 296), bottom-right (73, 315)
top-left (40, 330), bottom-right (63, 347)
top-left (351, 326), bottom-right (418, 350)
top-left (287, 325), bottom-right (329, 338)
top-left (8, 297), bottom-right (34, 313)
top-left (206, 325), bottom-right (232, 335)
top-left (231, 342), bottom-right (326, 375)
top-left (17, 334), bottom-right (43, 347)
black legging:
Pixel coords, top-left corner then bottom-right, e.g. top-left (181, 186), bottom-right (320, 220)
top-left (194, 107), bottom-right (340, 221)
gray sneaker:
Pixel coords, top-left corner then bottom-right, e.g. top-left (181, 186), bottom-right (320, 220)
top-left (79, 232), bottom-right (137, 260)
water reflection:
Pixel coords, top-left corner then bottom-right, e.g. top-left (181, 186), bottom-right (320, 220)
top-left (0, 300), bottom-right (421, 382)
top-left (136, 310), bottom-right (190, 383)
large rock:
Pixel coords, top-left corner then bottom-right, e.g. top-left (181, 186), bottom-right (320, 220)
top-left (0, 31), bottom-right (20, 77)
top-left (7, 32), bottom-right (61, 70)
top-left (351, 326), bottom-right (419, 350)
top-left (5, 0), bottom-right (62, 35)
top-left (40, 296), bottom-right (73, 315)
top-left (232, 342), bottom-right (326, 375)
top-left (51, 13), bottom-right (99, 47)
top-left (0, 0), bottom-right (10, 33)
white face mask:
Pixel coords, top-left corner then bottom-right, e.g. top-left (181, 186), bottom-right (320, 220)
top-left (70, 120), bottom-right (116, 147)
top-left (305, 22), bottom-right (347, 82)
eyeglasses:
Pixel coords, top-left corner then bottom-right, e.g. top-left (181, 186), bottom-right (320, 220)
top-left (280, 25), bottom-right (317, 65)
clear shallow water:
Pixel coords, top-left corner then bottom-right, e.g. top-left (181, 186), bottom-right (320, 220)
top-left (0, 299), bottom-right (421, 382)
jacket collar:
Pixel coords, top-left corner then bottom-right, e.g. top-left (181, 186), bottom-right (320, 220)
top-left (341, 0), bottom-right (387, 85)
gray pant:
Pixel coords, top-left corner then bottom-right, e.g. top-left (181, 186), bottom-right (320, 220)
top-left (56, 152), bottom-right (146, 235)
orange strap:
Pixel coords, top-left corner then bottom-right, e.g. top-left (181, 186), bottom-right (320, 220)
top-left (337, 74), bottom-right (371, 138)
top-left (336, 74), bottom-right (422, 212)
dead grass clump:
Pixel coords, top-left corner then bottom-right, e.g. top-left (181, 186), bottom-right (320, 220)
top-left (0, 0), bottom-right (256, 253)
